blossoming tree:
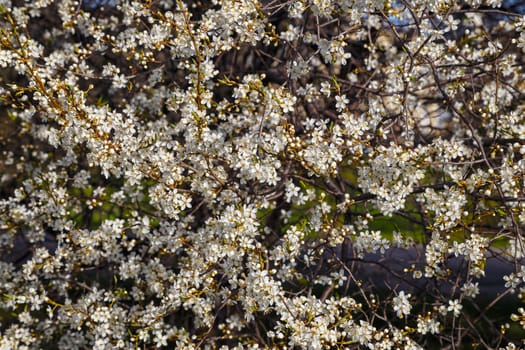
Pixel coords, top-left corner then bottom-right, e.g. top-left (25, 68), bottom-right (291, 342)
top-left (0, 0), bottom-right (524, 348)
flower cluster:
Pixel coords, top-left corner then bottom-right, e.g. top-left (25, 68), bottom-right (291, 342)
top-left (1, 0), bottom-right (525, 348)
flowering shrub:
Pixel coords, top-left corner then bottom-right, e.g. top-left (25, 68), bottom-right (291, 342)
top-left (1, 0), bottom-right (525, 348)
